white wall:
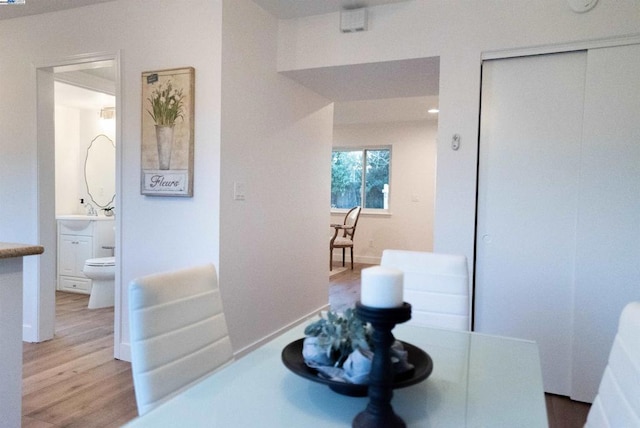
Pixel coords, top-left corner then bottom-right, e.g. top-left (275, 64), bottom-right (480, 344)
top-left (0, 0), bottom-right (225, 354)
top-left (1, 0), bottom-right (334, 357)
top-left (277, 0), bottom-right (640, 275)
top-left (55, 106), bottom-right (81, 216)
top-left (3, 0), bottom-right (637, 359)
top-left (55, 104), bottom-right (116, 216)
top-left (331, 120), bottom-right (436, 264)
top-left (221, 0), bottom-right (333, 354)
top-left (78, 109), bottom-right (116, 212)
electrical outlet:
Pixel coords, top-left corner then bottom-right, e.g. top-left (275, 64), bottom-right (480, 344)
top-left (369, 239), bottom-right (374, 248)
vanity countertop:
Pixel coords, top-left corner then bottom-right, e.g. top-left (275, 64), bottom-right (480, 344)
top-left (0, 242), bottom-right (45, 259)
top-left (56, 215), bottom-right (114, 221)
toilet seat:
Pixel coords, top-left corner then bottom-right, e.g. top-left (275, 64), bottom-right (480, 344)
top-left (85, 256), bottom-right (115, 267)
top-left (83, 256), bottom-right (115, 309)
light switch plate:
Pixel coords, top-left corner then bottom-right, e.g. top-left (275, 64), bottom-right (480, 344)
top-left (233, 182), bottom-right (245, 201)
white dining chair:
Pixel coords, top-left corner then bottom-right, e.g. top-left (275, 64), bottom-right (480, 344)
top-left (380, 249), bottom-right (470, 331)
top-left (129, 263), bottom-right (234, 415)
top-left (584, 301), bottom-right (640, 428)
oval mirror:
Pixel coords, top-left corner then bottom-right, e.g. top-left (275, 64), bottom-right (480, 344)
top-left (85, 134), bottom-right (116, 209)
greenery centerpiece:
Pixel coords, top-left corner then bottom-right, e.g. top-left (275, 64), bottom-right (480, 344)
top-left (302, 308), bottom-right (414, 385)
top-left (146, 80), bottom-right (185, 170)
top-left (304, 308), bottom-right (373, 368)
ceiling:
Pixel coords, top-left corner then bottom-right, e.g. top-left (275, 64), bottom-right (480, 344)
top-left (55, 61), bottom-right (116, 110)
top-left (284, 57), bottom-right (440, 124)
top-left (10, 0), bottom-right (436, 123)
top-left (254, 1), bottom-right (438, 122)
top-left (0, 0), bottom-right (409, 20)
top-left (0, 0), bottom-right (113, 20)
top-left (282, 57), bottom-right (439, 102)
top-left (252, 0), bottom-right (412, 19)
top-left (334, 95), bottom-right (439, 125)
top-left (55, 81), bottom-right (114, 110)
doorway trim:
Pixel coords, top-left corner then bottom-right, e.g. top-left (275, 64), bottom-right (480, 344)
top-left (35, 51), bottom-right (123, 358)
top-left (482, 34), bottom-right (640, 60)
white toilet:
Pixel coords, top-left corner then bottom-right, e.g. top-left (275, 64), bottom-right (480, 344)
top-left (83, 256), bottom-right (115, 309)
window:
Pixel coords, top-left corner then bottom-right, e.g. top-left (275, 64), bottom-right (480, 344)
top-left (331, 147), bottom-right (390, 211)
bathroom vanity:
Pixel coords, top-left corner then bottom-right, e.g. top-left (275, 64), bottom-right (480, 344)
top-left (57, 215), bottom-right (114, 294)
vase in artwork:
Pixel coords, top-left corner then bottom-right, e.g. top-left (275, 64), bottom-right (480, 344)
top-left (155, 125), bottom-right (174, 170)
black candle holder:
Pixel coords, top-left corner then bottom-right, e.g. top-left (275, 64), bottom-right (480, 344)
top-left (353, 301), bottom-right (412, 428)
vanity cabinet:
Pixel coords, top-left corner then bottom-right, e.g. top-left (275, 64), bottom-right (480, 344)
top-left (58, 235), bottom-right (92, 291)
top-left (57, 216), bottom-right (114, 294)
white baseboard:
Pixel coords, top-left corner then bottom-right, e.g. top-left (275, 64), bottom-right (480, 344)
top-left (22, 323), bottom-right (37, 343)
top-left (117, 342), bottom-right (131, 362)
top-left (232, 303), bottom-right (329, 359)
top-left (354, 255), bottom-right (380, 265)
top-left (331, 251), bottom-right (380, 266)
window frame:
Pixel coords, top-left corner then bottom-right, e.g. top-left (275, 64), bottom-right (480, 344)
top-left (330, 145), bottom-right (392, 215)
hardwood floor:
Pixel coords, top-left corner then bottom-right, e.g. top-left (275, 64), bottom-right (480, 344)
top-left (329, 263), bottom-right (592, 428)
top-left (22, 291), bottom-right (137, 428)
top-left (546, 394), bottom-right (591, 428)
top-left (22, 273), bottom-right (590, 427)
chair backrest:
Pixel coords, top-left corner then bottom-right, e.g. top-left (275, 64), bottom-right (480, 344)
top-left (585, 301), bottom-right (640, 428)
top-left (129, 263), bottom-right (233, 415)
top-left (343, 206), bottom-right (361, 240)
top-left (380, 250), bottom-right (470, 331)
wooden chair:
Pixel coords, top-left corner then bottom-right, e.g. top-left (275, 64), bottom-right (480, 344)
top-left (129, 263), bottom-right (233, 415)
top-left (380, 249), bottom-right (470, 331)
top-left (585, 301), bottom-right (640, 427)
top-left (330, 206), bottom-right (361, 271)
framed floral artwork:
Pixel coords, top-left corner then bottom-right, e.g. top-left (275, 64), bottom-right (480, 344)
top-left (140, 67), bottom-right (194, 196)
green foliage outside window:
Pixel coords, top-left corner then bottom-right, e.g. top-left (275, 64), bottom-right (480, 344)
top-left (331, 148), bottom-right (390, 210)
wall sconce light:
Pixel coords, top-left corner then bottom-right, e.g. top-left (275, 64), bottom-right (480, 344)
top-left (100, 107), bottom-right (115, 120)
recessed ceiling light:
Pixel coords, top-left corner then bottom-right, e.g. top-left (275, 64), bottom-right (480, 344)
top-left (428, 108), bottom-right (439, 114)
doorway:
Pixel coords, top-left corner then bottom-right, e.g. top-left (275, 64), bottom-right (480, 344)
top-left (282, 57), bottom-right (440, 269)
top-left (36, 52), bottom-right (122, 358)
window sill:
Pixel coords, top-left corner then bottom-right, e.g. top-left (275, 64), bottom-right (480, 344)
top-left (330, 209), bottom-right (392, 217)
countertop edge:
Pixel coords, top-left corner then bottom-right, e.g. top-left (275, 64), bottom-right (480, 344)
top-left (0, 243), bottom-right (45, 259)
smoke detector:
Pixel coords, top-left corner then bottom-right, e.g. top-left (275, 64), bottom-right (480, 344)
top-left (567, 0), bottom-right (598, 13)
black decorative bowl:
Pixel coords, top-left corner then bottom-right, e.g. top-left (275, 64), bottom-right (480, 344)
top-left (281, 338), bottom-right (433, 397)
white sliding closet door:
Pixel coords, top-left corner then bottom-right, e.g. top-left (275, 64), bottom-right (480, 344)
top-left (476, 45), bottom-right (640, 402)
top-left (475, 51), bottom-right (587, 396)
top-left (571, 44), bottom-right (640, 402)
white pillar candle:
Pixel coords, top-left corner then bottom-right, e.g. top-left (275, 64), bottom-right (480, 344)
top-left (360, 266), bottom-right (404, 308)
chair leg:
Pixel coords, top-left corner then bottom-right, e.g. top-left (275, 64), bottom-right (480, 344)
top-left (350, 247), bottom-right (354, 270)
top-left (330, 248), bottom-right (333, 271)
top-left (342, 248), bottom-right (345, 267)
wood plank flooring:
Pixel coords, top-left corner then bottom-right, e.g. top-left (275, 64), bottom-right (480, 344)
top-left (22, 273), bottom-right (591, 427)
top-left (329, 263), bottom-right (592, 428)
top-left (22, 292), bottom-right (137, 428)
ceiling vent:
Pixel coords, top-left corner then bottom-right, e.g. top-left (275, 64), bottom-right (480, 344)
top-left (340, 8), bottom-right (367, 33)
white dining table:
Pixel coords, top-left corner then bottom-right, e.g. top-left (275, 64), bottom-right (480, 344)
top-left (123, 321), bottom-right (547, 427)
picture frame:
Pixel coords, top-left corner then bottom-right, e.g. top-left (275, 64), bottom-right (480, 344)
top-left (140, 67), bottom-right (194, 197)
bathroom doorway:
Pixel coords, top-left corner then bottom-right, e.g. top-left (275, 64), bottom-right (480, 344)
top-left (35, 53), bottom-right (122, 358)
top-left (54, 65), bottom-right (116, 218)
